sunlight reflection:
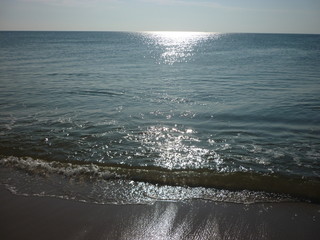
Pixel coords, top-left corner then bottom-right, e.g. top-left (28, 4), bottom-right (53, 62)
top-left (128, 126), bottom-right (222, 170)
top-left (121, 203), bottom-right (180, 240)
top-left (142, 31), bottom-right (219, 65)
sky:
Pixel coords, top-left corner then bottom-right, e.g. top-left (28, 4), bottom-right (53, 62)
top-left (0, 0), bottom-right (320, 33)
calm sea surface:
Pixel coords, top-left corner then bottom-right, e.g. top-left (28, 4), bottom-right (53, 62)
top-left (0, 31), bottom-right (320, 204)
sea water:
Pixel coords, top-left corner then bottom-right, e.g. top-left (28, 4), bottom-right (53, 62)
top-left (0, 31), bottom-right (319, 204)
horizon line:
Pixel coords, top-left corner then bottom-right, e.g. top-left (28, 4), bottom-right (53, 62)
top-left (1, 30), bottom-right (319, 35)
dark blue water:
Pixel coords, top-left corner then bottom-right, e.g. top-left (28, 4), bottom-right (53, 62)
top-left (0, 31), bottom-right (320, 204)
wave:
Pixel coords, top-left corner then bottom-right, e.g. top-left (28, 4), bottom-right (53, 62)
top-left (1, 156), bottom-right (319, 204)
top-left (68, 89), bottom-right (125, 97)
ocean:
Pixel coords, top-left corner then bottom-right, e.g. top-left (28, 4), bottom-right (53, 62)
top-left (0, 31), bottom-right (319, 204)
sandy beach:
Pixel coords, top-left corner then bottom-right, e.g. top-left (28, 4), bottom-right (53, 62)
top-left (0, 186), bottom-right (319, 240)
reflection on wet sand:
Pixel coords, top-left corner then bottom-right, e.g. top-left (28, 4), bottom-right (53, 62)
top-left (116, 202), bottom-right (266, 240)
top-left (1, 187), bottom-right (319, 240)
top-left (109, 201), bottom-right (318, 240)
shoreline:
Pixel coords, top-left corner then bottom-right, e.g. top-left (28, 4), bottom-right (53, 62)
top-left (1, 186), bottom-right (320, 240)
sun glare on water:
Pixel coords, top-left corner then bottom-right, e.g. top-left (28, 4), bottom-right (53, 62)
top-left (142, 31), bottom-right (218, 64)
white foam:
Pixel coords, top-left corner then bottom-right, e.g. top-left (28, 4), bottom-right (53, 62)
top-left (0, 156), bottom-right (116, 180)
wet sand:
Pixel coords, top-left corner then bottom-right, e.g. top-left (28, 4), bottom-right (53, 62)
top-left (0, 186), bottom-right (319, 240)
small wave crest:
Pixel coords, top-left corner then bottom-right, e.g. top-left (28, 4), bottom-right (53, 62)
top-left (0, 156), bottom-right (319, 204)
top-left (0, 156), bottom-right (118, 179)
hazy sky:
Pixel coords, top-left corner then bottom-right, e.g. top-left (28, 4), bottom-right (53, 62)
top-left (1, 0), bottom-right (319, 33)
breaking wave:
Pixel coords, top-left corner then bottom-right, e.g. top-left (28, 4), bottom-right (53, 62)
top-left (1, 156), bottom-right (319, 204)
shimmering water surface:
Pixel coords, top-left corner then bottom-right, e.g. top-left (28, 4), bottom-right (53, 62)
top-left (0, 31), bottom-right (320, 203)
